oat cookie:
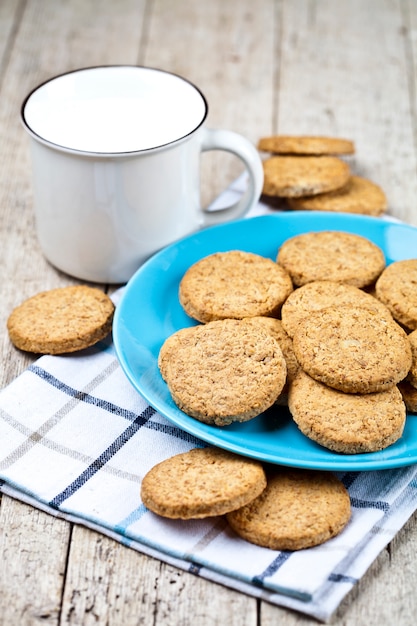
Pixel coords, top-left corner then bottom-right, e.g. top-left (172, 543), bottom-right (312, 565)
top-left (375, 260), bottom-right (417, 330)
top-left (179, 250), bottom-right (293, 323)
top-left (227, 467), bottom-right (351, 550)
top-left (262, 156), bottom-right (350, 198)
top-left (158, 319), bottom-right (287, 426)
top-left (292, 305), bottom-right (412, 394)
top-left (276, 231), bottom-right (386, 288)
top-left (398, 381), bottom-right (417, 413)
top-left (241, 316), bottom-right (299, 405)
top-left (287, 176), bottom-right (387, 217)
top-left (7, 285), bottom-right (115, 354)
top-left (141, 447), bottom-right (267, 519)
top-left (288, 370), bottom-right (406, 453)
top-left (281, 280), bottom-right (392, 338)
top-left (406, 329), bottom-right (417, 388)
top-left (258, 135), bottom-right (355, 155)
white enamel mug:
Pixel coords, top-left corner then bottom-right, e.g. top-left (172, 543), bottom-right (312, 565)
top-left (21, 66), bottom-right (264, 283)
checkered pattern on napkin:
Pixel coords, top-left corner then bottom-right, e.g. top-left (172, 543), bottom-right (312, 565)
top-left (1, 176), bottom-right (417, 622)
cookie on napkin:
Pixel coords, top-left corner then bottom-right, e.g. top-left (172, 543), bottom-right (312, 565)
top-left (7, 285), bottom-right (115, 354)
top-left (262, 155), bottom-right (350, 198)
top-left (141, 447), bottom-right (267, 519)
top-left (227, 467), bottom-right (351, 550)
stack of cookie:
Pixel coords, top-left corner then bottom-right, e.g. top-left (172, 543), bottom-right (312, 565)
top-left (159, 231), bottom-right (417, 456)
top-left (258, 134), bottom-right (387, 217)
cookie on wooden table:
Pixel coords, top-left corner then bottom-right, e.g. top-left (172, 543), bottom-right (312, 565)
top-left (158, 319), bottom-right (287, 426)
top-left (7, 285), bottom-right (115, 354)
top-left (375, 259), bottom-right (417, 330)
top-left (258, 135), bottom-right (355, 155)
top-left (179, 250), bottom-right (293, 323)
top-left (262, 155), bottom-right (350, 198)
top-left (276, 230), bottom-right (386, 288)
top-left (287, 176), bottom-right (387, 217)
top-left (141, 447), bottom-right (267, 519)
top-left (292, 304), bottom-right (412, 394)
top-left (226, 467), bottom-right (351, 550)
top-left (288, 370), bottom-right (406, 453)
top-left (281, 280), bottom-right (393, 338)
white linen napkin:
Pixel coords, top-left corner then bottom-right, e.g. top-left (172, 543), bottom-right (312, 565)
top-left (1, 175), bottom-right (417, 622)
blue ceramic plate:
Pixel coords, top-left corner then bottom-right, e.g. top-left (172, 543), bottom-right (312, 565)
top-left (113, 211), bottom-right (417, 471)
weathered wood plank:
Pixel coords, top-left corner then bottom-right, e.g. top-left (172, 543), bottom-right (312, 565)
top-left (0, 496), bottom-right (70, 626)
top-left (0, 0), bottom-right (24, 75)
top-left (404, 0), bottom-right (417, 205)
top-left (61, 526), bottom-right (257, 626)
top-left (143, 0), bottom-right (275, 205)
top-left (333, 513), bottom-right (417, 625)
top-left (276, 0), bottom-right (417, 226)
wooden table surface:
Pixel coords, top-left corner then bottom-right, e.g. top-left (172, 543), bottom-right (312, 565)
top-left (1, 1), bottom-right (417, 624)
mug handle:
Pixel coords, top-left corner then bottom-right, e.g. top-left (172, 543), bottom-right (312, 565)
top-left (200, 128), bottom-right (264, 226)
